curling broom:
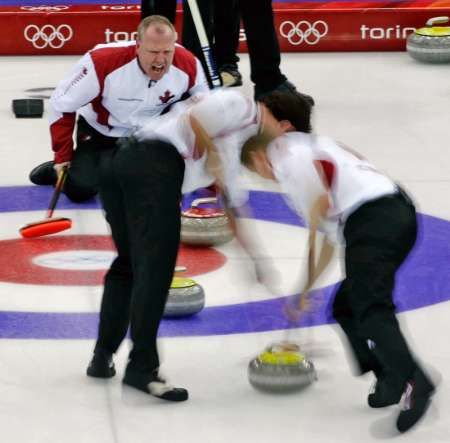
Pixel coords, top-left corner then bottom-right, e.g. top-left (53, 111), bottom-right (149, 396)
top-left (186, 0), bottom-right (221, 88)
top-left (20, 166), bottom-right (72, 238)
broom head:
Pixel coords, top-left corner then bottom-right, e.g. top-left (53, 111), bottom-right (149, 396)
top-left (20, 217), bottom-right (72, 238)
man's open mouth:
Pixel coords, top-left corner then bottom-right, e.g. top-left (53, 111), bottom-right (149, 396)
top-left (151, 64), bottom-right (164, 74)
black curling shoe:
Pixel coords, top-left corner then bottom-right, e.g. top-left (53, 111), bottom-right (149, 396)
top-left (123, 369), bottom-right (188, 402)
top-left (86, 349), bottom-right (116, 378)
top-left (396, 368), bottom-right (435, 433)
top-left (368, 372), bottom-right (404, 408)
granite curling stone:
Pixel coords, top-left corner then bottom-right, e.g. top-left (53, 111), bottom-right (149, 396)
top-left (407, 16), bottom-right (450, 63)
top-left (248, 342), bottom-right (317, 392)
top-left (163, 276), bottom-right (205, 317)
top-left (181, 197), bottom-right (233, 246)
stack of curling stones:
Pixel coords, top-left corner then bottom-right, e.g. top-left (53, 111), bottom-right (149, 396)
top-left (248, 342), bottom-right (317, 392)
top-left (163, 266), bottom-right (205, 317)
top-left (407, 16), bottom-right (450, 63)
top-left (181, 197), bottom-right (233, 246)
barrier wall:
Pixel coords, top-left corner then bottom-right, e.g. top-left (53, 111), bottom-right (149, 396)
top-left (0, 2), bottom-right (449, 55)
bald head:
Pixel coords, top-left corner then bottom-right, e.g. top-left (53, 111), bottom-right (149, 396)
top-left (136, 15), bottom-right (178, 81)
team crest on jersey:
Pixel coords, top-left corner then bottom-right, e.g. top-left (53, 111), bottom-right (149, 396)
top-left (159, 90), bottom-right (175, 104)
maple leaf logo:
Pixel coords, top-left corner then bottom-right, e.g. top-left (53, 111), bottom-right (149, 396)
top-left (159, 90), bottom-right (175, 104)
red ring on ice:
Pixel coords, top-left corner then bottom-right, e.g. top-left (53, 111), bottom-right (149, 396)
top-left (0, 235), bottom-right (226, 286)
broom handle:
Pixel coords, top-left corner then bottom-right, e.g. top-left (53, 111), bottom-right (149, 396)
top-left (185, 0), bottom-right (221, 88)
top-left (46, 167), bottom-right (67, 219)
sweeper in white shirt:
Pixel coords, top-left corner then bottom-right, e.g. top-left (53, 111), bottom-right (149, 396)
top-left (240, 90), bottom-right (436, 434)
top-left (88, 86), bottom-right (283, 401)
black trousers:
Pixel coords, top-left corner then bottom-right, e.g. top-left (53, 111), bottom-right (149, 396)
top-left (61, 117), bottom-right (107, 202)
top-left (332, 190), bottom-right (419, 385)
top-left (95, 137), bottom-right (185, 374)
top-left (211, 1), bottom-right (240, 69)
top-left (238, 0), bottom-right (285, 92)
top-left (141, 0), bottom-right (177, 24)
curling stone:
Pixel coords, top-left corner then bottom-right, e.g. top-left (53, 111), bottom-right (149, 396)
top-left (407, 16), bottom-right (450, 63)
top-left (163, 276), bottom-right (205, 317)
top-left (181, 197), bottom-right (233, 246)
top-left (248, 342), bottom-right (317, 392)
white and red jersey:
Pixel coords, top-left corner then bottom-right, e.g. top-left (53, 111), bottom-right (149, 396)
top-left (49, 41), bottom-right (208, 163)
top-left (135, 89), bottom-right (261, 205)
top-left (268, 132), bottom-right (397, 242)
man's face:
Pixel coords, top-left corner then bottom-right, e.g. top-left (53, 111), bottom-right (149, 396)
top-left (258, 103), bottom-right (293, 139)
top-left (136, 24), bottom-right (177, 81)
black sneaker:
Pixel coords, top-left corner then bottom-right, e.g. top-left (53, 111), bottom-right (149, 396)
top-left (86, 349), bottom-right (116, 378)
top-left (255, 80), bottom-right (315, 107)
top-left (123, 369), bottom-right (188, 402)
top-left (219, 64), bottom-right (243, 87)
top-left (29, 161), bottom-right (57, 186)
top-left (368, 372), bottom-right (404, 408)
top-left (396, 368), bottom-right (435, 433)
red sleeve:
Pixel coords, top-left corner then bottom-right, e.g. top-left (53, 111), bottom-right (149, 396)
top-left (314, 159), bottom-right (335, 189)
top-left (50, 112), bottom-right (76, 163)
top-left (172, 45), bottom-right (197, 90)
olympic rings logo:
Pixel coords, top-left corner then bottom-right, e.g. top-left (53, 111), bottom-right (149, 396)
top-left (24, 24), bottom-right (73, 49)
top-left (279, 20), bottom-right (328, 46)
top-left (21, 6), bottom-right (69, 11)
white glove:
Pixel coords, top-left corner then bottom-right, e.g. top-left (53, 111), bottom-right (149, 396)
top-left (53, 161), bottom-right (70, 176)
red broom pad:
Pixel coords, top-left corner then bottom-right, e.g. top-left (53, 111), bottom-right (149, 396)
top-left (19, 166), bottom-right (72, 238)
top-left (20, 217), bottom-right (72, 238)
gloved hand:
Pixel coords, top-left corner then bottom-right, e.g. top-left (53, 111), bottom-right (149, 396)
top-left (53, 161), bottom-right (70, 176)
top-left (283, 288), bottom-right (325, 323)
top-left (283, 292), bottom-right (310, 323)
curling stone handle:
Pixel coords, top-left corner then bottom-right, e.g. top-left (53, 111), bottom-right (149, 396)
top-left (191, 197), bottom-right (218, 208)
top-left (426, 16), bottom-right (449, 27)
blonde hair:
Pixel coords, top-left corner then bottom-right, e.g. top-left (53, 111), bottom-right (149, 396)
top-left (240, 133), bottom-right (273, 168)
top-left (137, 15), bottom-right (176, 41)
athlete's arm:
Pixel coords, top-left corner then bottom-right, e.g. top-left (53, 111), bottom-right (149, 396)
top-left (49, 53), bottom-right (100, 163)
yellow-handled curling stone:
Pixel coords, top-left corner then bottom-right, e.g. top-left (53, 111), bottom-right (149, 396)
top-left (163, 275), bottom-right (205, 317)
top-left (407, 16), bottom-right (450, 63)
top-left (248, 342), bottom-right (317, 392)
top-left (181, 197), bottom-right (234, 246)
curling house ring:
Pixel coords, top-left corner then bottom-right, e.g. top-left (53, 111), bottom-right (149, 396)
top-left (248, 342), bottom-right (317, 392)
top-left (181, 197), bottom-right (234, 246)
top-left (407, 16), bottom-right (450, 63)
top-left (163, 276), bottom-right (205, 317)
